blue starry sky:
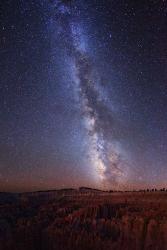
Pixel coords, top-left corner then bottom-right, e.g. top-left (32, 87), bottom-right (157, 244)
top-left (1, 0), bottom-right (167, 192)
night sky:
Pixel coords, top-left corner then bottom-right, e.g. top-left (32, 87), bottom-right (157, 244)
top-left (1, 0), bottom-right (167, 192)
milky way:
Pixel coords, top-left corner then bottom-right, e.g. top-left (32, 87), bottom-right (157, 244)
top-left (1, 0), bottom-right (167, 191)
top-left (51, 1), bottom-right (129, 188)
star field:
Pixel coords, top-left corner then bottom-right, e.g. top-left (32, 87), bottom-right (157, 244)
top-left (1, 0), bottom-right (167, 191)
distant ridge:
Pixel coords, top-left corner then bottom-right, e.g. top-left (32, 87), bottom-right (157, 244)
top-left (79, 187), bottom-right (105, 192)
top-left (20, 187), bottom-right (104, 194)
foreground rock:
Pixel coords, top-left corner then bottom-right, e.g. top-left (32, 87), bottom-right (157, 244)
top-left (0, 190), bottom-right (167, 250)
